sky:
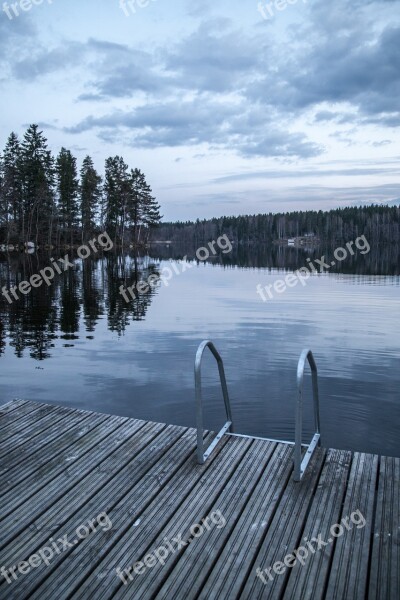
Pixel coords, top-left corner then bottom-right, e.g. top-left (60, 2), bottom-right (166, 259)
top-left (0, 0), bottom-right (399, 221)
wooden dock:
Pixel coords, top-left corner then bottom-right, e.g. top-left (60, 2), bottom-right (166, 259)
top-left (0, 399), bottom-right (398, 599)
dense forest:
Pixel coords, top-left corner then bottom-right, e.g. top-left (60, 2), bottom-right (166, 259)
top-left (151, 205), bottom-right (400, 245)
top-left (0, 125), bottom-right (162, 248)
top-left (2, 125), bottom-right (398, 250)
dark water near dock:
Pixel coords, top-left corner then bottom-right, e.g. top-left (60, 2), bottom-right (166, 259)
top-left (0, 244), bottom-right (399, 457)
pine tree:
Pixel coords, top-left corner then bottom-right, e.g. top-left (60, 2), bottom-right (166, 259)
top-left (0, 153), bottom-right (4, 241)
top-left (127, 168), bottom-right (144, 244)
top-left (20, 125), bottom-right (55, 245)
top-left (127, 168), bottom-right (162, 244)
top-left (79, 156), bottom-right (102, 242)
top-left (104, 156), bottom-right (130, 245)
top-left (0, 133), bottom-right (23, 243)
top-left (56, 147), bottom-right (79, 246)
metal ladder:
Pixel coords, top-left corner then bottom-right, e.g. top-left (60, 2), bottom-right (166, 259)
top-left (194, 340), bottom-right (321, 481)
top-left (195, 341), bottom-right (233, 465)
top-left (293, 349), bottom-right (321, 482)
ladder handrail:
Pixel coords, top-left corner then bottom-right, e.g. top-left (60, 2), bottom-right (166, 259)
top-left (195, 340), bottom-right (233, 464)
top-left (294, 349), bottom-right (321, 481)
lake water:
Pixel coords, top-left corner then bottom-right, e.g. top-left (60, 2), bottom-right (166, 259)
top-left (1, 244), bottom-right (399, 457)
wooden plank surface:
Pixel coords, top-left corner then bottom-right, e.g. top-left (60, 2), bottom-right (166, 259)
top-left (283, 448), bottom-right (352, 600)
top-left (122, 439), bottom-right (277, 600)
top-left (0, 421), bottom-right (165, 568)
top-left (0, 399), bottom-right (28, 415)
top-left (0, 403), bottom-right (58, 440)
top-left (0, 409), bottom-right (94, 481)
top-left (63, 435), bottom-right (247, 600)
top-left (200, 442), bottom-right (294, 600)
top-left (0, 400), bottom-right (33, 427)
top-left (0, 400), bottom-right (398, 600)
top-left (324, 452), bottom-right (379, 600)
top-left (240, 447), bottom-right (326, 599)
top-left (369, 456), bottom-right (400, 600)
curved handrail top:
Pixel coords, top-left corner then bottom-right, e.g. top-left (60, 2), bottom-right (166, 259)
top-left (195, 340), bottom-right (223, 373)
top-left (297, 348), bottom-right (318, 389)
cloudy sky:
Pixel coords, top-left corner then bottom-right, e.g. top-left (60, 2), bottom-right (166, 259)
top-left (1, 0), bottom-right (399, 220)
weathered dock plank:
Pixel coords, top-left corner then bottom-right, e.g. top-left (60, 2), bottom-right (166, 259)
top-left (0, 400), bottom-right (398, 600)
top-left (154, 439), bottom-right (280, 599)
top-left (0, 399), bottom-right (28, 415)
top-left (369, 456), bottom-right (400, 600)
top-left (0, 400), bottom-right (32, 426)
top-left (325, 452), bottom-right (379, 600)
top-left (240, 448), bottom-right (326, 599)
top-left (0, 406), bottom-right (86, 464)
top-left (0, 421), bottom-right (166, 567)
top-left (0, 408), bottom-right (94, 480)
top-left (0, 403), bottom-right (58, 440)
top-left (200, 442), bottom-right (294, 599)
top-left (0, 415), bottom-right (144, 544)
top-left (56, 435), bottom-right (246, 600)
top-left (283, 448), bottom-right (352, 599)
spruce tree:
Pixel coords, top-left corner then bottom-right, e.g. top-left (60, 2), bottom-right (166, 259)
top-left (1, 133), bottom-right (23, 243)
top-left (128, 168), bottom-right (162, 244)
top-left (56, 147), bottom-right (79, 246)
top-left (20, 124), bottom-right (55, 245)
top-left (79, 156), bottom-right (102, 242)
top-left (104, 156), bottom-right (130, 245)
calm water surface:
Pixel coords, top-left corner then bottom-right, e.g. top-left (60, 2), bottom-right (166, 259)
top-left (0, 245), bottom-right (399, 457)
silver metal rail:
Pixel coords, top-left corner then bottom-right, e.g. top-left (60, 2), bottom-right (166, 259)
top-left (294, 349), bottom-right (321, 482)
top-left (195, 340), bottom-right (233, 464)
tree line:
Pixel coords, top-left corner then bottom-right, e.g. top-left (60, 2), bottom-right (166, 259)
top-left (151, 205), bottom-right (400, 245)
top-left (0, 125), bottom-right (162, 248)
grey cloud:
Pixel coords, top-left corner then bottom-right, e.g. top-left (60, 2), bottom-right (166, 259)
top-left (13, 41), bottom-right (86, 81)
top-left (314, 111), bottom-right (357, 124)
top-left (78, 21), bottom-right (263, 100)
top-left (186, 0), bottom-right (213, 18)
top-left (248, 15), bottom-right (400, 127)
top-left (314, 111), bottom-right (340, 122)
top-left (64, 97), bottom-right (322, 159)
top-left (0, 11), bottom-right (36, 64)
top-left (371, 140), bottom-right (392, 147)
top-left (91, 63), bottom-right (170, 99)
top-left (213, 167), bottom-right (400, 184)
top-left (10, 37), bottom-right (133, 84)
top-left (86, 38), bottom-right (131, 54)
top-left (10, 1), bottom-right (397, 164)
top-left (169, 184), bottom-right (400, 215)
top-left (76, 93), bottom-right (105, 102)
top-left (163, 20), bottom-right (263, 94)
